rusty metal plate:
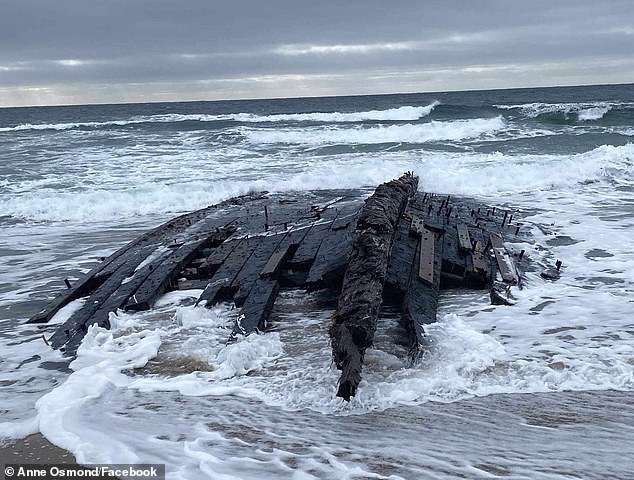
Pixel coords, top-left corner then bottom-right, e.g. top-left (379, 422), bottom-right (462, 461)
top-left (418, 226), bottom-right (435, 284)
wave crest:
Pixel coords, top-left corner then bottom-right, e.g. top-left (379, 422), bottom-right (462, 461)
top-left (236, 101), bottom-right (440, 123)
top-left (3, 142), bottom-right (632, 223)
top-left (494, 101), bottom-right (634, 121)
top-left (244, 116), bottom-right (505, 145)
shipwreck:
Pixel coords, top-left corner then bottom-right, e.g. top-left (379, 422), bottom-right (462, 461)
top-left (29, 173), bottom-right (551, 400)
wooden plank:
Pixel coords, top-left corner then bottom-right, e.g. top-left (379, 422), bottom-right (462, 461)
top-left (229, 279), bottom-right (280, 340)
top-left (385, 214), bottom-right (418, 294)
top-left (457, 223), bottom-right (472, 252)
top-left (403, 279), bottom-right (438, 352)
top-left (263, 200), bottom-right (310, 230)
top-left (196, 239), bottom-right (257, 306)
top-left (196, 239), bottom-right (240, 277)
top-left (61, 259), bottom-right (166, 354)
top-left (258, 223), bottom-right (311, 279)
top-left (288, 221), bottom-right (333, 270)
top-left (493, 247), bottom-right (519, 284)
top-left (231, 233), bottom-right (288, 306)
top-left (260, 244), bottom-right (292, 278)
top-left (439, 226), bottom-right (467, 288)
top-left (305, 208), bottom-right (358, 288)
top-left (402, 214), bottom-right (443, 353)
top-left (418, 227), bottom-right (435, 284)
top-left (471, 249), bottom-right (489, 275)
top-left (311, 196), bottom-right (345, 214)
top-left (490, 233), bottom-right (504, 249)
top-left (124, 226), bottom-right (233, 311)
top-left (490, 234), bottom-right (519, 284)
top-left (47, 243), bottom-right (160, 350)
top-left (28, 207), bottom-right (220, 324)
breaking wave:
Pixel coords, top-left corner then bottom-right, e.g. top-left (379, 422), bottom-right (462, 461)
top-left (2, 143), bottom-right (632, 222)
top-left (243, 116), bottom-right (505, 145)
top-left (495, 101), bottom-right (634, 121)
top-left (234, 102), bottom-right (440, 123)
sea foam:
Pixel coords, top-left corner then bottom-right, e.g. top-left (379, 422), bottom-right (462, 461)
top-left (2, 143), bottom-right (632, 223)
top-left (243, 116), bottom-right (505, 145)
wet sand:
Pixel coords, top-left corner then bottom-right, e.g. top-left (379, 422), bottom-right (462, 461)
top-left (0, 434), bottom-right (75, 464)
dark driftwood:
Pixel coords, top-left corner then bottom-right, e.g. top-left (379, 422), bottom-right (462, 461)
top-left (330, 172), bottom-right (419, 400)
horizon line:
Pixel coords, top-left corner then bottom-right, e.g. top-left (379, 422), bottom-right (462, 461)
top-left (1, 81), bottom-right (632, 110)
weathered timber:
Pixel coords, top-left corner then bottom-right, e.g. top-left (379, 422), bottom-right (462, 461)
top-left (490, 233), bottom-right (519, 285)
top-left (489, 233), bottom-right (521, 305)
top-left (288, 195), bottom-right (357, 270)
top-left (231, 233), bottom-right (290, 307)
top-left (124, 225), bottom-right (235, 311)
top-left (195, 238), bottom-right (241, 277)
top-left (305, 207), bottom-right (358, 289)
top-left (417, 226), bottom-right (435, 284)
top-left (229, 278), bottom-right (280, 340)
top-left (288, 221), bottom-right (333, 270)
top-left (260, 245), bottom-right (293, 278)
top-left (385, 214), bottom-right (417, 297)
top-left (196, 238), bottom-right (257, 306)
top-left (457, 223), bottom-right (472, 252)
top-left (27, 207), bottom-right (214, 324)
top-left (330, 172), bottom-right (419, 400)
top-left (258, 226), bottom-right (310, 280)
top-left (48, 243), bottom-right (162, 351)
top-left (403, 224), bottom-right (443, 352)
top-left (34, 173), bottom-right (536, 399)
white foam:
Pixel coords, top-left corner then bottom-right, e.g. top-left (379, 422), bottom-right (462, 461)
top-left (0, 180), bottom-right (254, 223)
top-left (0, 418), bottom-right (40, 441)
top-left (210, 333), bottom-right (284, 380)
top-left (33, 323), bottom-right (161, 463)
top-left (243, 116), bottom-right (505, 145)
top-left (2, 143), bottom-right (632, 223)
top-left (0, 119), bottom-right (149, 133)
top-left (577, 105), bottom-right (610, 121)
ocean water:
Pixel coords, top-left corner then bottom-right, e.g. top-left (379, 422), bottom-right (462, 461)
top-left (1, 84), bottom-right (633, 479)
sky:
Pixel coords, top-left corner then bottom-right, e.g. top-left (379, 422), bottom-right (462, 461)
top-left (1, 0), bottom-right (633, 106)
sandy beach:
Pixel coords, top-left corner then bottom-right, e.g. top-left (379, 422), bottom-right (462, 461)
top-left (0, 434), bottom-right (75, 465)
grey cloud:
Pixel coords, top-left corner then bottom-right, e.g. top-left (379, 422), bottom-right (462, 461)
top-left (1, 0), bottom-right (632, 105)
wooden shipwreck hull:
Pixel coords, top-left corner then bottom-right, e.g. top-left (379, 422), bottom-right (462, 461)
top-left (30, 173), bottom-right (538, 400)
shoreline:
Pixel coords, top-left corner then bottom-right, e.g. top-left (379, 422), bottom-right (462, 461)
top-left (0, 434), bottom-right (76, 465)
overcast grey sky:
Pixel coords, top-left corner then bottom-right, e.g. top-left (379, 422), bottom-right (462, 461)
top-left (1, 0), bottom-right (632, 106)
